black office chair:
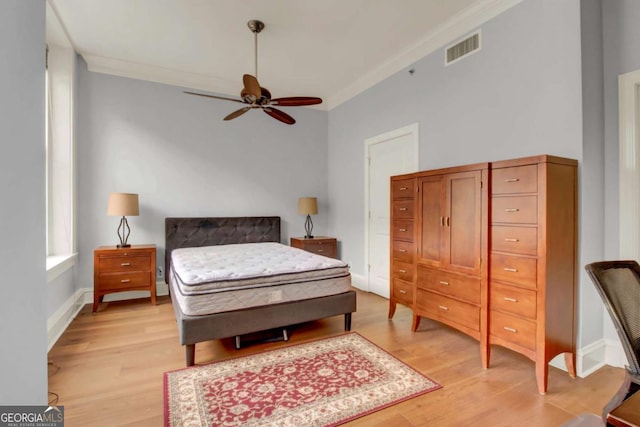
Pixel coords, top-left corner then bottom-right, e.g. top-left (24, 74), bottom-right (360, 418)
top-left (585, 260), bottom-right (640, 422)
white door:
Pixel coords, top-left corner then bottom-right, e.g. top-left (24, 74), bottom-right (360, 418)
top-left (365, 124), bottom-right (418, 297)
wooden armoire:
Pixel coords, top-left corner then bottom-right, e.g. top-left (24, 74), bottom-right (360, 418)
top-left (389, 155), bottom-right (577, 394)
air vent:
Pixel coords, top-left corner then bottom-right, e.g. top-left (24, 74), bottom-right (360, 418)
top-left (445, 31), bottom-right (481, 66)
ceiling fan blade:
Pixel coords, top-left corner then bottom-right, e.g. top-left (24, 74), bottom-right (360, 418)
top-left (271, 97), bottom-right (323, 107)
top-left (264, 107), bottom-right (296, 125)
top-left (184, 91), bottom-right (246, 104)
top-left (224, 107), bottom-right (251, 121)
top-left (243, 74), bottom-right (262, 100)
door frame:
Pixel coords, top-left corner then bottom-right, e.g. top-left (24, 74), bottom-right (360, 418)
top-left (619, 69), bottom-right (640, 260)
top-left (363, 123), bottom-right (419, 292)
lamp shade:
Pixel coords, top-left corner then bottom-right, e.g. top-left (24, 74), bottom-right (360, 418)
top-left (107, 193), bottom-right (139, 217)
top-left (298, 197), bottom-right (318, 215)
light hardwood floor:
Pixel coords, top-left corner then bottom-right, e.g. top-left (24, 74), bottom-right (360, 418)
top-left (48, 290), bottom-right (623, 426)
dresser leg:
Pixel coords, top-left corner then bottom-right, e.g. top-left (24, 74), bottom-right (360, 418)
top-left (411, 314), bottom-right (421, 332)
top-left (388, 301), bottom-right (397, 319)
top-left (92, 292), bottom-right (99, 313)
top-left (536, 362), bottom-right (549, 395)
top-left (564, 352), bottom-right (577, 378)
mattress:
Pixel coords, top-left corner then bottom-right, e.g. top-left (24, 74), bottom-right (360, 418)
top-left (170, 242), bottom-right (351, 316)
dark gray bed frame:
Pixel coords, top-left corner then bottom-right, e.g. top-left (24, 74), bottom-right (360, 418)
top-left (165, 216), bottom-right (357, 366)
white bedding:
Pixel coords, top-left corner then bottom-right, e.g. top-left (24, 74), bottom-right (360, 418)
top-left (170, 242), bottom-right (351, 316)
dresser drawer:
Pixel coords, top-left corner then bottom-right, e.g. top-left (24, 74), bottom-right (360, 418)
top-left (417, 266), bottom-right (480, 304)
top-left (98, 254), bottom-right (151, 272)
top-left (416, 290), bottom-right (479, 332)
top-left (392, 240), bottom-right (414, 263)
top-left (392, 178), bottom-right (416, 199)
top-left (491, 226), bottom-right (537, 256)
top-left (490, 253), bottom-right (537, 288)
top-left (490, 282), bottom-right (536, 319)
top-left (492, 196), bottom-right (537, 224)
top-left (490, 310), bottom-right (536, 351)
top-left (492, 165), bottom-right (537, 194)
top-left (392, 200), bottom-right (414, 219)
top-left (392, 220), bottom-right (414, 242)
top-left (392, 279), bottom-right (413, 305)
top-left (98, 272), bottom-right (151, 291)
top-left (392, 261), bottom-right (415, 281)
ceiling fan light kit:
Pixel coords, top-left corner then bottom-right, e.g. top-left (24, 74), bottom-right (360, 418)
top-left (184, 19), bottom-right (322, 125)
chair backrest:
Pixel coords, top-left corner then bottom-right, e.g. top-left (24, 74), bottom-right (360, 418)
top-left (585, 260), bottom-right (640, 375)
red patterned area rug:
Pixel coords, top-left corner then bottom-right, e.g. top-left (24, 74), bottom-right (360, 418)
top-left (164, 332), bottom-right (441, 427)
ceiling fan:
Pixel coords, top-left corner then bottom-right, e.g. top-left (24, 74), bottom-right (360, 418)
top-left (184, 20), bottom-right (322, 125)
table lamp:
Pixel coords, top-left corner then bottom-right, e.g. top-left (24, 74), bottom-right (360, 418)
top-left (107, 192), bottom-right (139, 248)
top-left (298, 197), bottom-right (318, 239)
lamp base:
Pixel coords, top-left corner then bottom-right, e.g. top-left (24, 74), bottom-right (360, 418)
top-left (304, 235), bottom-right (314, 239)
top-left (117, 244), bottom-right (132, 248)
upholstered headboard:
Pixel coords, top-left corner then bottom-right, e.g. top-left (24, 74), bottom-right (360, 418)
top-left (164, 216), bottom-right (281, 284)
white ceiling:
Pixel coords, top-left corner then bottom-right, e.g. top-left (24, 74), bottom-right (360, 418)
top-left (47, 0), bottom-right (520, 110)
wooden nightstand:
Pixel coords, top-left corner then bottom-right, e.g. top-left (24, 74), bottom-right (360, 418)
top-left (290, 236), bottom-right (337, 259)
top-left (93, 244), bottom-right (156, 313)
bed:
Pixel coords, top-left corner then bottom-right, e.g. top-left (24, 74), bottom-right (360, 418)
top-left (165, 216), bottom-right (357, 366)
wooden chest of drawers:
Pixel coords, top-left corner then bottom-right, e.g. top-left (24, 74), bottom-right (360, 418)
top-left (290, 236), bottom-right (337, 258)
top-left (93, 244), bottom-right (156, 312)
top-left (489, 155), bottom-right (577, 394)
top-left (388, 177), bottom-right (417, 317)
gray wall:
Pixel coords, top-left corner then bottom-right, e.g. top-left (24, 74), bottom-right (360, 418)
top-left (0, 0), bottom-right (48, 404)
top-left (327, 0), bottom-right (604, 349)
top-left (328, 0), bottom-right (583, 276)
top-left (76, 62), bottom-right (329, 289)
top-left (601, 0), bottom-right (640, 340)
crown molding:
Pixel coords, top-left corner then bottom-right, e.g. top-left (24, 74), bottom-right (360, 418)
top-left (324, 0), bottom-right (523, 110)
top-left (81, 0), bottom-right (522, 112)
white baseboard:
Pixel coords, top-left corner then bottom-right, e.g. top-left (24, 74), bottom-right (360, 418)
top-left (47, 281), bottom-right (169, 351)
top-left (349, 272), bottom-right (367, 290)
top-left (549, 338), bottom-right (626, 378)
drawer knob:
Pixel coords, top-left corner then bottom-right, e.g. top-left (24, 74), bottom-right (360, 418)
top-left (399, 269), bottom-right (407, 273)
top-left (399, 228), bottom-right (407, 232)
top-left (121, 279), bottom-right (131, 283)
top-left (399, 207), bottom-right (408, 211)
top-left (399, 249), bottom-right (407, 253)
top-left (503, 326), bottom-right (518, 333)
top-left (503, 267), bottom-right (518, 272)
top-left (317, 249), bottom-right (324, 252)
top-left (504, 208), bottom-right (519, 212)
top-left (121, 262), bottom-right (131, 266)
top-left (439, 281), bottom-right (449, 286)
top-left (438, 305), bottom-right (449, 311)
top-left (505, 178), bottom-right (520, 183)
top-left (399, 290), bottom-right (407, 294)
top-left (399, 187), bottom-right (408, 191)
top-left (503, 297), bottom-right (518, 302)
top-left (504, 238), bottom-right (519, 242)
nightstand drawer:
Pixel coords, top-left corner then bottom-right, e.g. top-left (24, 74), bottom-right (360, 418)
top-left (290, 237), bottom-right (338, 259)
top-left (98, 272), bottom-right (152, 291)
top-left (98, 254), bottom-right (151, 272)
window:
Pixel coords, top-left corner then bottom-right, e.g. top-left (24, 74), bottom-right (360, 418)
top-left (45, 12), bottom-right (76, 277)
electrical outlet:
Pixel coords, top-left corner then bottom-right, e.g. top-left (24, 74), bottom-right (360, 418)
top-left (157, 266), bottom-right (164, 278)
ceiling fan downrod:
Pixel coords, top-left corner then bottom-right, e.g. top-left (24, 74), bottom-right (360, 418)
top-left (247, 20), bottom-right (264, 79)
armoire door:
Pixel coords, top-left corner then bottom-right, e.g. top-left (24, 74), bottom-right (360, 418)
top-left (445, 170), bottom-right (482, 274)
top-left (418, 175), bottom-right (444, 268)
